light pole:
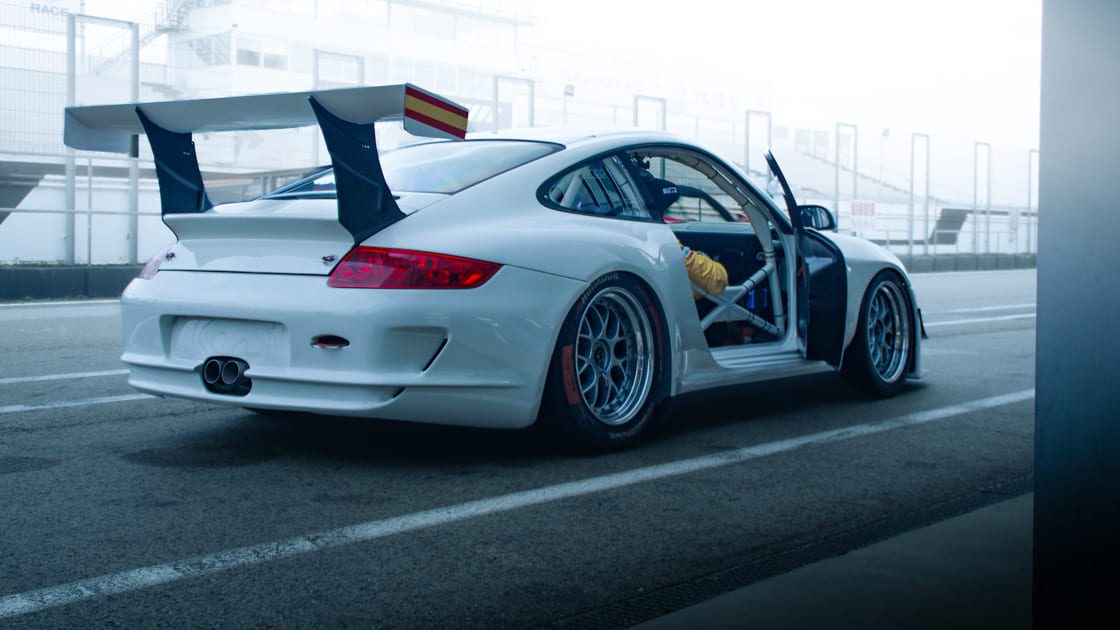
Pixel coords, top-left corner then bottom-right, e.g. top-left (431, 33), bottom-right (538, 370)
top-left (834, 122), bottom-right (857, 216)
top-left (973, 141), bottom-right (992, 254)
top-left (879, 128), bottom-right (890, 182)
top-left (910, 133), bottom-right (930, 256)
top-left (562, 84), bottom-right (574, 126)
top-left (744, 109), bottom-right (772, 180)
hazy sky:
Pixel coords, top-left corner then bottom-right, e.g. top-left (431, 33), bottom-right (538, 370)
top-left (529, 0), bottom-right (1041, 149)
top-left (85, 0), bottom-right (1041, 149)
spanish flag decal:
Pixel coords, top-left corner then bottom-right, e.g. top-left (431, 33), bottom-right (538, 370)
top-left (403, 84), bottom-right (469, 140)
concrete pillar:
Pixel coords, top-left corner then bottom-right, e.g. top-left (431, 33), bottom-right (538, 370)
top-left (1035, 0), bottom-right (1120, 624)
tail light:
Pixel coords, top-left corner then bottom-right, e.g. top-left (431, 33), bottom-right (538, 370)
top-left (328, 247), bottom-right (501, 289)
top-left (138, 244), bottom-right (175, 280)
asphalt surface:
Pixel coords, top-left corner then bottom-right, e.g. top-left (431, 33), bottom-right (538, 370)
top-left (0, 269), bottom-right (1037, 628)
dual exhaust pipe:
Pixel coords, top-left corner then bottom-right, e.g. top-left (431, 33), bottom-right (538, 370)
top-left (201, 357), bottom-right (251, 396)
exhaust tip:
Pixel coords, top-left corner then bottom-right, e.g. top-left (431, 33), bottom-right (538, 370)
top-left (200, 357), bottom-right (252, 396)
top-left (220, 360), bottom-right (243, 385)
top-left (203, 359), bottom-right (222, 385)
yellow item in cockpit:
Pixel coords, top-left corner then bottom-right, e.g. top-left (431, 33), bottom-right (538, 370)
top-left (683, 246), bottom-right (728, 298)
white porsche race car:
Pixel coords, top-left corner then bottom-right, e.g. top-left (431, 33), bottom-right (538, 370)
top-left (64, 84), bottom-right (925, 450)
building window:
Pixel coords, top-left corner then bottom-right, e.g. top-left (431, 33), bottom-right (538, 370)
top-left (236, 48), bottom-right (260, 66)
top-left (187, 33), bottom-right (231, 65)
top-left (263, 53), bottom-right (287, 70)
top-left (235, 37), bottom-right (289, 71)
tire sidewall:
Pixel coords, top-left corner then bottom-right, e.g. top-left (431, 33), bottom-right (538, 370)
top-left (545, 272), bottom-right (668, 450)
top-left (850, 271), bottom-right (912, 396)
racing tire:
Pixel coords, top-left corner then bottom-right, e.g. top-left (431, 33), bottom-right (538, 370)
top-left (842, 271), bottom-right (914, 397)
top-left (539, 273), bottom-right (670, 452)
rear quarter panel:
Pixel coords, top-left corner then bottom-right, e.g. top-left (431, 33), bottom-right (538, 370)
top-left (364, 143), bottom-right (716, 395)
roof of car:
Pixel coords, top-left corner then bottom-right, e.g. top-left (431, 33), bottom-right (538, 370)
top-left (465, 127), bottom-right (681, 146)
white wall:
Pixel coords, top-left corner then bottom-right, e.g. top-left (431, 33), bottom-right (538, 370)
top-left (0, 175), bottom-right (172, 264)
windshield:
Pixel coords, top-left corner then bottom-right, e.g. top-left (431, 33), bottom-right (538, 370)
top-left (266, 139), bottom-right (560, 197)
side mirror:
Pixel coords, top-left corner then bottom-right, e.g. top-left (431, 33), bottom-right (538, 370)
top-left (798, 205), bottom-right (838, 231)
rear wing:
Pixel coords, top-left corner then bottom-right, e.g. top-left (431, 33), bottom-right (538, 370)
top-left (63, 83), bottom-right (469, 243)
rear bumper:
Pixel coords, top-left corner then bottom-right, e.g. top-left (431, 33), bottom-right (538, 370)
top-left (120, 266), bottom-right (585, 428)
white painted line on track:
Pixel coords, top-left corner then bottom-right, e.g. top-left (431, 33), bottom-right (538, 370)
top-left (0, 393), bottom-right (151, 417)
top-left (925, 313), bottom-right (1036, 328)
top-left (920, 348), bottom-right (980, 357)
top-left (0, 369), bottom-right (128, 386)
top-left (0, 299), bottom-right (118, 309)
top-left (0, 388), bottom-right (1035, 620)
top-left (912, 268), bottom-right (1035, 278)
top-left (940, 303), bottom-right (1036, 314)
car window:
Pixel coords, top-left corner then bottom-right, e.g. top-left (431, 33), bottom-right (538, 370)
top-left (544, 154), bottom-right (651, 219)
top-left (266, 140), bottom-right (560, 196)
top-left (638, 155), bottom-right (745, 223)
top-left (661, 188), bottom-right (728, 223)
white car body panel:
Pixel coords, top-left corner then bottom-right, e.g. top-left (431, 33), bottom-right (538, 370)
top-left (814, 231), bottom-right (912, 348)
top-left (161, 193), bottom-right (447, 275)
top-left (118, 128), bottom-right (923, 428)
top-left (122, 264), bottom-right (585, 428)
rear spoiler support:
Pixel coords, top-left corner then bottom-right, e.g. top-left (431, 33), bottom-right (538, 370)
top-left (308, 96), bottom-right (403, 243)
top-left (62, 84), bottom-right (468, 244)
top-left (135, 107), bottom-right (213, 216)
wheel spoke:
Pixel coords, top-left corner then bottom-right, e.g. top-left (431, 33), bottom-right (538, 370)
top-left (598, 375), bottom-right (613, 410)
top-left (576, 343), bottom-right (592, 372)
top-left (580, 362), bottom-right (596, 384)
top-left (605, 375), bottom-right (620, 404)
top-left (604, 305), bottom-right (618, 339)
top-left (571, 288), bottom-right (656, 426)
top-left (589, 305), bottom-right (606, 339)
top-left (865, 283), bottom-right (911, 384)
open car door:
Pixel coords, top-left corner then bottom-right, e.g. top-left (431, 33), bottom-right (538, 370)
top-left (764, 152), bottom-right (848, 366)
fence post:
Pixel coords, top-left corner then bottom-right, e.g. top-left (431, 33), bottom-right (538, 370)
top-left (65, 14), bottom-right (76, 265)
top-left (87, 157), bottom-right (93, 265)
top-left (128, 21), bottom-right (140, 264)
